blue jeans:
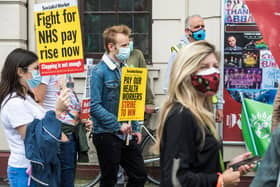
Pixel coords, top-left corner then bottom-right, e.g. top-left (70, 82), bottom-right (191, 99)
top-left (7, 166), bottom-right (35, 187)
top-left (60, 133), bottom-right (76, 187)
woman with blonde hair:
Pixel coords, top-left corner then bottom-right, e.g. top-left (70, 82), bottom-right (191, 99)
top-left (156, 41), bottom-right (252, 187)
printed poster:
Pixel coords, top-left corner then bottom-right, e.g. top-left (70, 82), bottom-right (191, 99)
top-left (261, 68), bottom-right (280, 89)
top-left (224, 0), bottom-right (255, 23)
top-left (259, 50), bottom-right (277, 68)
top-left (223, 0), bottom-right (279, 142)
top-left (228, 89), bottom-right (277, 105)
top-left (224, 51), bottom-right (243, 68)
top-left (34, 0), bottom-right (84, 75)
top-left (223, 89), bottom-right (243, 142)
top-left (118, 67), bottom-right (147, 121)
top-left (224, 32), bottom-right (264, 52)
top-left (224, 68), bottom-right (262, 89)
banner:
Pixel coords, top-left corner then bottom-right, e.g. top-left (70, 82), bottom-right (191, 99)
top-left (118, 67), bottom-right (147, 121)
top-left (241, 98), bottom-right (272, 156)
top-left (34, 0), bottom-right (84, 75)
top-left (246, 0), bottom-right (280, 67)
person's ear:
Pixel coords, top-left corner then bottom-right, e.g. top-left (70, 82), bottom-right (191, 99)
top-left (185, 28), bottom-right (192, 36)
top-left (107, 43), bottom-right (115, 52)
top-left (17, 67), bottom-right (25, 77)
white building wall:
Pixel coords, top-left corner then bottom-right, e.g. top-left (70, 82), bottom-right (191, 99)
top-left (151, 0), bottom-right (222, 98)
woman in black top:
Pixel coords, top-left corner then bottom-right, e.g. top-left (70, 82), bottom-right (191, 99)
top-left (156, 41), bottom-right (252, 187)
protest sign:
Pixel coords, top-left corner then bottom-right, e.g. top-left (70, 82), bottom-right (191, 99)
top-left (118, 67), bottom-right (147, 121)
top-left (34, 0), bottom-right (84, 75)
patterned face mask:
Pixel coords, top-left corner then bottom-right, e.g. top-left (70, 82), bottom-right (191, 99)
top-left (191, 67), bottom-right (220, 96)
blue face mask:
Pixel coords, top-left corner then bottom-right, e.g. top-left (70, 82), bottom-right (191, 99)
top-left (191, 29), bottom-right (206, 40)
top-left (27, 70), bottom-right (42, 88)
top-left (116, 47), bottom-right (131, 61)
top-left (129, 41), bottom-right (134, 51)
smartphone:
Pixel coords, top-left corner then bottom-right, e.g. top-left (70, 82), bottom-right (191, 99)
top-left (229, 155), bottom-right (262, 171)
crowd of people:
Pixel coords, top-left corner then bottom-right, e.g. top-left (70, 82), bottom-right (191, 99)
top-left (0, 13), bottom-right (279, 187)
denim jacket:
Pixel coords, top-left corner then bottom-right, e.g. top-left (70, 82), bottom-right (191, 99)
top-left (90, 54), bottom-right (139, 134)
top-left (250, 126), bottom-right (280, 187)
top-left (24, 110), bottom-right (61, 187)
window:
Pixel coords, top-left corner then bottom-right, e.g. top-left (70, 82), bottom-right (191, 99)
top-left (80, 0), bottom-right (152, 62)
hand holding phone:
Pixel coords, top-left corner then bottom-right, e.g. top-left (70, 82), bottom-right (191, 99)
top-left (228, 155), bottom-right (261, 171)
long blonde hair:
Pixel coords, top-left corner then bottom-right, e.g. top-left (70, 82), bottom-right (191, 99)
top-left (155, 41), bottom-right (219, 153)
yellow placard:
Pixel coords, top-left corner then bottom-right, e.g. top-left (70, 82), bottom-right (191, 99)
top-left (118, 67), bottom-right (147, 121)
top-left (34, 0), bottom-right (84, 75)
